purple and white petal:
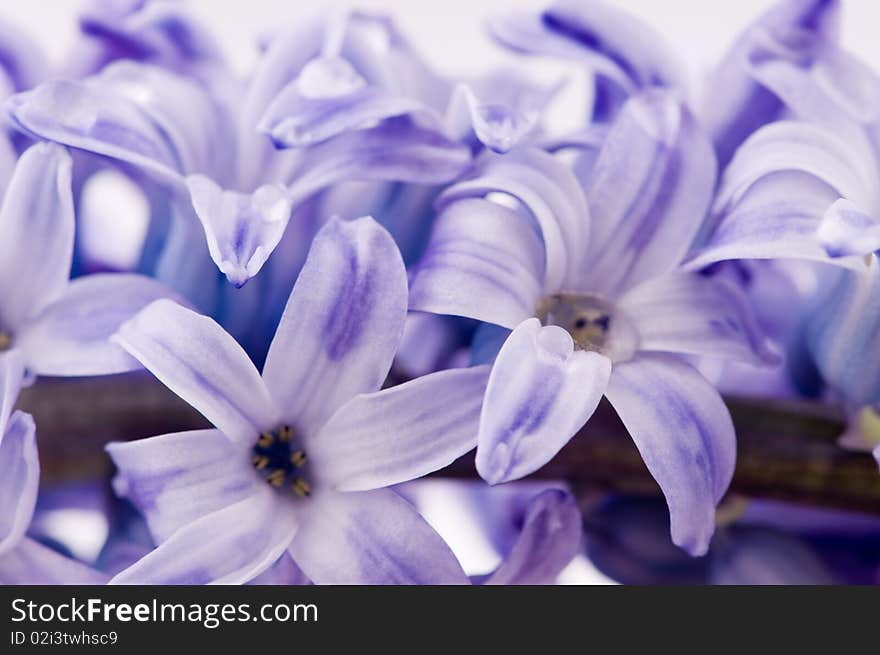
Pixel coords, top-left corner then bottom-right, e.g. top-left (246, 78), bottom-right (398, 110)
top-left (476, 318), bottom-right (612, 485)
top-left (285, 121), bottom-right (470, 208)
top-left (582, 89), bottom-right (717, 295)
top-left (805, 262), bottom-right (880, 405)
top-left (605, 354), bottom-right (736, 556)
top-left (0, 143), bottom-right (73, 332)
top-left (0, 18), bottom-right (48, 95)
top-left (618, 272), bottom-right (780, 365)
top-left (485, 488), bottom-right (582, 585)
top-left (817, 198), bottom-right (880, 258)
top-left (437, 148), bottom-right (589, 292)
top-left (0, 350), bottom-right (24, 433)
top-left (110, 487), bottom-right (298, 584)
top-left (113, 299), bottom-right (277, 444)
top-left (16, 274), bottom-right (184, 377)
top-left (262, 216), bottom-right (407, 436)
top-left (289, 488), bottom-right (468, 585)
top-left (409, 198), bottom-right (545, 328)
top-left (186, 175), bottom-right (292, 286)
top-left (309, 365), bottom-right (490, 491)
top-left (248, 553), bottom-right (311, 585)
top-left (0, 538), bottom-right (109, 585)
top-left (0, 411), bottom-right (38, 555)
top-left (6, 62), bottom-right (235, 186)
top-left (106, 429), bottom-right (259, 543)
top-left (259, 55), bottom-right (428, 148)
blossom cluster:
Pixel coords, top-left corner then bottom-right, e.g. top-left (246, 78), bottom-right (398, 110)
top-left (1, 0), bottom-right (879, 585)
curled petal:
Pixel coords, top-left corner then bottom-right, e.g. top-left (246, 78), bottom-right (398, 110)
top-left (310, 365), bottom-right (490, 491)
top-left (289, 488), bottom-right (468, 584)
top-left (16, 274), bottom-right (184, 377)
top-left (817, 198), bottom-right (880, 258)
top-left (0, 411), bottom-right (38, 555)
top-left (107, 429), bottom-right (259, 543)
top-left (805, 262), bottom-right (880, 405)
top-left (187, 175), bottom-right (292, 286)
top-left (583, 89), bottom-right (717, 295)
top-left (619, 272), bottom-right (780, 365)
top-left (409, 198), bottom-right (545, 328)
top-left (263, 217), bottom-right (407, 436)
top-left (486, 488), bottom-right (582, 585)
top-left (476, 318), bottom-right (611, 485)
top-left (110, 487), bottom-right (298, 585)
top-left (113, 299), bottom-right (277, 444)
top-left (437, 148), bottom-right (589, 292)
top-left (0, 143), bottom-right (74, 331)
top-left (605, 354), bottom-right (736, 556)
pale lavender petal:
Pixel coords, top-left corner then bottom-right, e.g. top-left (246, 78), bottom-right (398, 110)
top-left (485, 488), bottom-right (582, 585)
top-left (0, 538), bottom-right (109, 585)
top-left (0, 350), bottom-right (24, 433)
top-left (817, 198), bottom-right (880, 257)
top-left (0, 18), bottom-right (48, 94)
top-left (309, 365), bottom-right (490, 491)
top-left (582, 89), bottom-right (717, 295)
top-left (618, 272), bottom-right (780, 365)
top-left (106, 428), bottom-right (259, 543)
top-left (285, 121), bottom-right (470, 208)
top-left (0, 143), bottom-right (73, 332)
top-left (6, 62), bottom-right (235, 186)
top-left (186, 175), bottom-right (292, 287)
top-left (16, 273), bottom-right (184, 377)
top-left (476, 318), bottom-right (611, 485)
top-left (805, 263), bottom-right (880, 405)
top-left (437, 148), bottom-right (589, 292)
top-left (248, 553), bottom-right (311, 585)
top-left (259, 55), bottom-right (427, 148)
top-left (110, 487), bottom-right (298, 584)
top-left (262, 216), bottom-right (407, 436)
top-left (113, 299), bottom-right (277, 444)
top-left (289, 488), bottom-right (468, 584)
top-left (409, 198), bottom-right (545, 328)
top-left (605, 354), bottom-right (736, 556)
top-left (703, 0), bottom-right (841, 165)
top-left (0, 411), bottom-right (38, 555)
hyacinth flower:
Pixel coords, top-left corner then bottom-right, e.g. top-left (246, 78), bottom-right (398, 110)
top-left (410, 89), bottom-right (783, 555)
top-left (105, 216), bottom-right (490, 584)
top-left (6, 11), bottom-right (472, 289)
top-left (0, 351), bottom-right (108, 584)
top-left (400, 480), bottom-right (583, 584)
top-left (0, 142), bottom-right (181, 381)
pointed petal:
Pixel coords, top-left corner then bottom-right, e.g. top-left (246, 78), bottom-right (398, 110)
top-left (409, 198), bottom-right (545, 328)
top-left (186, 175), bottom-right (292, 286)
top-left (262, 216), bottom-right (407, 436)
top-left (285, 122), bottom-right (470, 207)
top-left (605, 354), bottom-right (736, 556)
top-left (0, 411), bottom-right (38, 555)
top-left (805, 262), bottom-right (880, 405)
top-left (289, 488), bottom-right (468, 584)
top-left (110, 487), bottom-right (298, 584)
top-left (618, 272), bottom-right (780, 365)
top-left (106, 428), bottom-right (259, 543)
top-left (0, 538), bottom-right (109, 585)
top-left (583, 90), bottom-right (717, 295)
top-left (0, 143), bottom-right (74, 331)
top-left (485, 488), bottom-right (582, 585)
top-left (113, 299), bottom-right (277, 444)
top-left (436, 148), bottom-right (589, 292)
top-left (16, 273), bottom-right (183, 377)
top-left (476, 318), bottom-right (611, 484)
top-left (310, 365), bottom-right (490, 491)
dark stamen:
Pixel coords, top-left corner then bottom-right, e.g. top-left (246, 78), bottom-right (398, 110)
top-left (251, 425), bottom-right (309, 496)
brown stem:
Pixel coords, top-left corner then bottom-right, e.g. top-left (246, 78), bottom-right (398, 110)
top-left (15, 373), bottom-right (880, 515)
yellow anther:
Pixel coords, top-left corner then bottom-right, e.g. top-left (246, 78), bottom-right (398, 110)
top-left (292, 478), bottom-right (311, 497)
top-left (290, 451), bottom-right (306, 467)
top-left (278, 426), bottom-right (293, 442)
top-left (257, 433), bottom-right (274, 448)
top-left (252, 455), bottom-right (269, 470)
top-left (267, 469), bottom-right (286, 487)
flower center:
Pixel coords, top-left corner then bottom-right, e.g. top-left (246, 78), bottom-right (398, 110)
top-left (0, 332), bottom-right (10, 351)
top-left (536, 292), bottom-right (639, 362)
top-left (251, 425), bottom-right (310, 497)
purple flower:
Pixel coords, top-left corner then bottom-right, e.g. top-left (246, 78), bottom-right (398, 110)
top-left (0, 350), bottom-right (107, 584)
top-left (106, 216), bottom-right (489, 584)
top-left (0, 142), bottom-right (181, 380)
top-left (411, 89), bottom-right (780, 555)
